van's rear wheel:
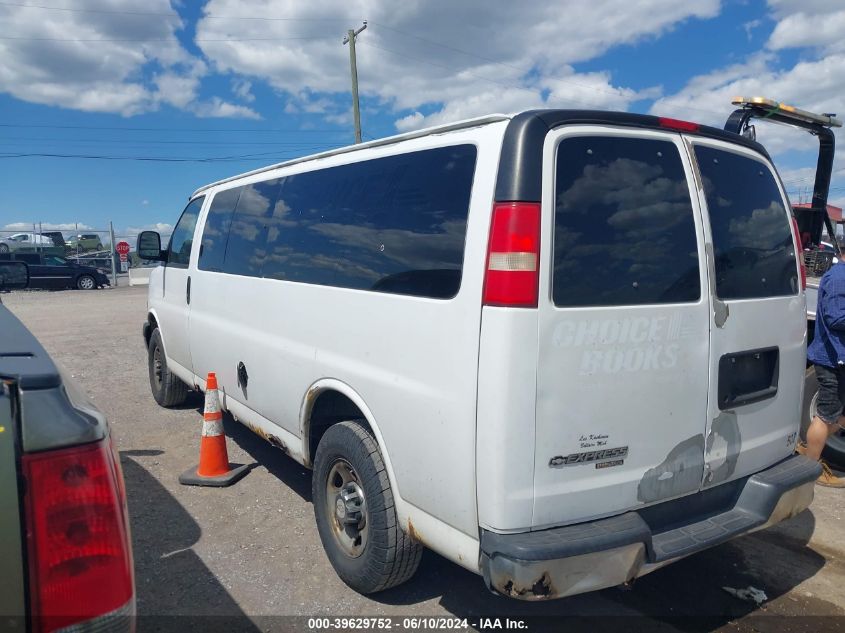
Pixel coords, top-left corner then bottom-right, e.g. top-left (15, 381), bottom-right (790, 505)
top-left (147, 328), bottom-right (188, 407)
top-left (313, 420), bottom-right (422, 594)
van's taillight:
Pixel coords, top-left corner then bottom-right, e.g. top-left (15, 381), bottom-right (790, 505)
top-left (23, 439), bottom-right (134, 633)
top-left (791, 216), bottom-right (807, 290)
top-left (483, 202), bottom-right (541, 307)
top-left (658, 117), bottom-right (700, 132)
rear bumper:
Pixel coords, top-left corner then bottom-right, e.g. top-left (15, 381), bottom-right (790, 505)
top-left (480, 454), bottom-right (820, 600)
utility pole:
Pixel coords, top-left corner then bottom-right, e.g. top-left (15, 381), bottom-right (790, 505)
top-left (343, 20), bottom-right (367, 144)
top-left (109, 221), bottom-right (117, 287)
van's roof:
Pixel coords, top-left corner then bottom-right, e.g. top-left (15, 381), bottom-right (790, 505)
top-left (191, 109), bottom-right (768, 200)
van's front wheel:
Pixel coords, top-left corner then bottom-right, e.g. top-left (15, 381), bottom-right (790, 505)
top-left (147, 328), bottom-right (189, 407)
top-left (313, 420), bottom-right (422, 594)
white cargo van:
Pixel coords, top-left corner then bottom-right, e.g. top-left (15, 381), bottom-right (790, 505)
top-left (139, 110), bottom-right (821, 600)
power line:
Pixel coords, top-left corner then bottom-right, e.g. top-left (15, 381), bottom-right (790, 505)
top-left (1, 3), bottom-right (834, 139)
top-left (367, 22), bottom-right (734, 121)
top-left (359, 40), bottom-right (731, 119)
top-left (360, 41), bottom-right (627, 110)
top-left (369, 21), bottom-right (527, 74)
top-left (0, 1), bottom-right (178, 16)
top-left (780, 167), bottom-right (845, 187)
top-left (0, 35), bottom-right (328, 42)
top-left (0, 1), bottom-right (350, 21)
top-left (0, 123), bottom-right (346, 133)
top-left (0, 136), bottom-right (341, 146)
top-left (0, 149), bottom-right (312, 162)
top-left (0, 5), bottom-right (731, 120)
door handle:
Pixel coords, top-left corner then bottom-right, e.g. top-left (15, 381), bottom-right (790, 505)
top-left (186, 276), bottom-right (191, 305)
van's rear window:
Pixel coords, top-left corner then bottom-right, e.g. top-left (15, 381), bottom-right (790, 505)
top-left (553, 135), bottom-right (701, 307)
top-left (694, 145), bottom-right (797, 300)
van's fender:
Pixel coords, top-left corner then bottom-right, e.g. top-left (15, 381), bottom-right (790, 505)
top-left (144, 307), bottom-right (194, 388)
top-left (300, 378), bottom-right (394, 471)
top-left (299, 378), bottom-right (480, 573)
top-left (145, 308), bottom-right (163, 352)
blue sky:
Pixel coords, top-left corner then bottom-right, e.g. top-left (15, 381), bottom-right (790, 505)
top-left (1, 0), bottom-right (843, 241)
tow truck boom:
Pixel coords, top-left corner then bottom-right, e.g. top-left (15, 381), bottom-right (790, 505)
top-left (725, 97), bottom-right (841, 251)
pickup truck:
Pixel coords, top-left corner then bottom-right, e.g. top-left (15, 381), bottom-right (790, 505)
top-left (0, 261), bottom-right (135, 632)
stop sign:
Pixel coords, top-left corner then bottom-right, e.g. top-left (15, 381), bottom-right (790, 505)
top-left (115, 241), bottom-right (130, 255)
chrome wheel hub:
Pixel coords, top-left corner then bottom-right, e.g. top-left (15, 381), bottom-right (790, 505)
top-left (325, 459), bottom-right (368, 557)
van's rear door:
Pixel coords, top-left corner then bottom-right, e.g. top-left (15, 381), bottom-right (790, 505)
top-left (533, 126), bottom-right (712, 528)
top-left (687, 138), bottom-right (804, 489)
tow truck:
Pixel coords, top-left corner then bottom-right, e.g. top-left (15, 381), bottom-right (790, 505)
top-left (725, 96), bottom-right (843, 465)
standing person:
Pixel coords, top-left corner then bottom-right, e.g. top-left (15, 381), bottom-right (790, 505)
top-left (805, 251), bottom-right (845, 487)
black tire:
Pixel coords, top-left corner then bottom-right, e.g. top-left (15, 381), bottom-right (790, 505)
top-left (802, 366), bottom-right (845, 468)
top-left (76, 274), bottom-right (96, 290)
top-left (0, 243), bottom-right (8, 254)
top-left (147, 328), bottom-right (189, 407)
top-left (313, 420), bottom-right (422, 594)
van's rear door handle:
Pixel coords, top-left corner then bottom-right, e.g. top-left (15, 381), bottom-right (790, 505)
top-left (186, 276), bottom-right (191, 305)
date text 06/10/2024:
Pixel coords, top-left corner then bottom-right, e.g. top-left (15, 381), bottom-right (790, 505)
top-left (307, 617), bottom-right (528, 630)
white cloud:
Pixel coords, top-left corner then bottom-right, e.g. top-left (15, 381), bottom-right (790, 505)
top-left (2, 221), bottom-right (177, 243)
top-left (195, 0), bottom-right (719, 129)
top-left (768, 7), bottom-right (845, 53)
top-left (743, 18), bottom-right (762, 40)
top-left (0, 0), bottom-right (183, 115)
top-left (649, 52), bottom-right (845, 155)
top-left (0, 1), bottom-right (260, 119)
top-left (193, 97), bottom-right (261, 120)
top-left (153, 66), bottom-right (204, 110)
top-left (394, 71), bottom-right (658, 131)
top-left (122, 223), bottom-right (174, 240)
top-left (284, 91), bottom-right (336, 115)
top-left (651, 1), bottom-right (845, 209)
top-left (231, 77), bottom-right (255, 102)
top-left (3, 222), bottom-right (93, 232)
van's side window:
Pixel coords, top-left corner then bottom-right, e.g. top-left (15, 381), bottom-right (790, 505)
top-left (553, 136), bottom-right (700, 307)
top-left (199, 187), bottom-right (240, 272)
top-left (224, 179), bottom-right (284, 277)
top-left (695, 146), bottom-right (797, 299)
top-left (167, 196), bottom-right (204, 268)
top-left (262, 145), bottom-right (477, 299)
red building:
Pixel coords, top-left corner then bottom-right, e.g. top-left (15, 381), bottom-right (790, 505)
top-left (794, 202), bottom-right (844, 223)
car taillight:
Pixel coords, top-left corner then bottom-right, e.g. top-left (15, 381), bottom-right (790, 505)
top-left (790, 216), bottom-right (806, 290)
top-left (483, 202), bottom-right (541, 307)
top-left (23, 438), bottom-right (134, 633)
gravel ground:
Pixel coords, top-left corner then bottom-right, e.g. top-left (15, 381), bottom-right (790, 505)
top-left (4, 285), bottom-right (845, 632)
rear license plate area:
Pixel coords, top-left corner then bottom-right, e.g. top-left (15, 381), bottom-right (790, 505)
top-left (718, 347), bottom-right (779, 409)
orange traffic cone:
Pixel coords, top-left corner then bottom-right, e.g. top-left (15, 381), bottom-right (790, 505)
top-left (179, 372), bottom-right (250, 487)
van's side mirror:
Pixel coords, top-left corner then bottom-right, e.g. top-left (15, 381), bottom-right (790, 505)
top-left (137, 231), bottom-right (164, 261)
top-left (0, 261), bottom-right (29, 290)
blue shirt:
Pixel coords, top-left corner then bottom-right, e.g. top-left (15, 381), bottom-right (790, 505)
top-left (808, 262), bottom-right (845, 368)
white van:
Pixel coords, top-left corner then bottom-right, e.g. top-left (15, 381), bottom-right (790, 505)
top-left (139, 110), bottom-right (821, 600)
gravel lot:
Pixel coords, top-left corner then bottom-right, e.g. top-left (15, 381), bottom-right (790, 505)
top-left (4, 286), bottom-right (845, 632)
